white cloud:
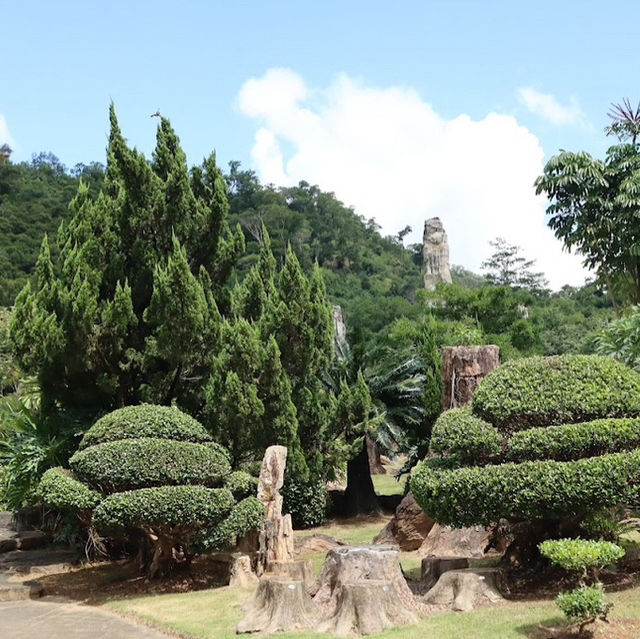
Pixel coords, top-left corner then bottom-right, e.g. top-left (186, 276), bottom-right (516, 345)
top-left (0, 115), bottom-right (14, 148)
top-left (517, 87), bottom-right (586, 127)
top-left (238, 69), bottom-right (589, 289)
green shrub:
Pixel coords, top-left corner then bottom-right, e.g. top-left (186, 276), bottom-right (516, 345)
top-left (70, 438), bottom-right (230, 492)
top-left (539, 539), bottom-right (625, 574)
top-left (411, 450), bottom-right (640, 527)
top-left (430, 407), bottom-right (502, 463)
top-left (282, 479), bottom-right (328, 528)
top-left (472, 355), bottom-right (640, 430)
top-left (93, 486), bottom-right (235, 530)
top-left (508, 418), bottom-right (640, 462)
top-left (38, 467), bottom-right (102, 510)
top-left (224, 471), bottom-right (258, 500)
top-left (200, 496), bottom-right (265, 550)
top-left (556, 585), bottom-right (611, 624)
top-left (78, 404), bottom-right (212, 450)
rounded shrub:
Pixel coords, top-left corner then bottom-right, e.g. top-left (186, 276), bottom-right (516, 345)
top-left (430, 407), bottom-right (502, 463)
top-left (224, 471), bottom-right (258, 500)
top-left (539, 538), bottom-right (625, 575)
top-left (93, 486), bottom-right (235, 530)
top-left (472, 355), bottom-right (640, 430)
top-left (38, 404), bottom-right (264, 578)
top-left (78, 404), bottom-right (212, 450)
top-left (70, 438), bottom-right (230, 492)
top-left (37, 467), bottom-right (102, 510)
top-left (410, 355), bottom-right (640, 562)
top-left (556, 585), bottom-right (611, 625)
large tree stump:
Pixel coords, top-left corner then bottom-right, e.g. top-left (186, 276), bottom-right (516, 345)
top-left (313, 546), bottom-right (422, 616)
top-left (317, 580), bottom-right (419, 636)
top-left (420, 556), bottom-right (469, 590)
top-left (267, 559), bottom-right (314, 589)
top-left (237, 577), bottom-right (320, 634)
top-left (422, 567), bottom-right (504, 611)
top-left (441, 345), bottom-right (500, 409)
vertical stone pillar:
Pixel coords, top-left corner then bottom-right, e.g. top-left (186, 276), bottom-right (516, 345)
top-left (423, 217), bottom-right (452, 291)
top-left (441, 345), bottom-right (500, 410)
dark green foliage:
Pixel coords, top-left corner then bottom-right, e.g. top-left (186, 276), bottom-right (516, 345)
top-left (78, 404), bottom-right (212, 450)
top-left (430, 407), bottom-right (501, 463)
top-left (411, 449), bottom-right (640, 527)
top-left (11, 106), bottom-right (243, 416)
top-left (69, 438), bottom-right (231, 492)
top-left (224, 471), bottom-right (258, 500)
top-left (508, 418), bottom-right (640, 462)
top-left (281, 479), bottom-right (328, 528)
top-left (37, 467), bottom-right (102, 510)
top-left (93, 485), bottom-right (235, 530)
top-left (0, 155), bottom-right (104, 305)
top-left (200, 496), bottom-right (265, 550)
top-left (472, 355), bottom-right (640, 430)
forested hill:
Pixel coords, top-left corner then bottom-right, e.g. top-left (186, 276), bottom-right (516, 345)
top-left (0, 155), bottom-right (424, 328)
top-left (0, 153), bottom-right (615, 357)
top-left (0, 154), bottom-right (104, 305)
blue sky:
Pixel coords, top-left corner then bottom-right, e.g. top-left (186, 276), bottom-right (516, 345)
top-left (2, 1), bottom-right (638, 287)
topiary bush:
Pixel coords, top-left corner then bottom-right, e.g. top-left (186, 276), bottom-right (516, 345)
top-left (540, 538), bottom-right (623, 632)
top-left (281, 479), bottom-right (328, 528)
top-left (411, 355), bottom-right (640, 564)
top-left (38, 404), bottom-right (264, 578)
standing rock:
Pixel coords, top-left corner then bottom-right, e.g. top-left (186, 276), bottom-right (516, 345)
top-left (423, 217), bottom-right (452, 291)
top-left (441, 345), bottom-right (500, 410)
top-left (256, 446), bottom-right (294, 575)
top-left (374, 494), bottom-right (434, 551)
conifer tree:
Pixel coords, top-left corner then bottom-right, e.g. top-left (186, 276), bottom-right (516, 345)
top-left (11, 105), bottom-right (244, 417)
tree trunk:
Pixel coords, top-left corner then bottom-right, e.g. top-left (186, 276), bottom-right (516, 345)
top-left (344, 440), bottom-right (381, 517)
top-left (148, 534), bottom-right (174, 579)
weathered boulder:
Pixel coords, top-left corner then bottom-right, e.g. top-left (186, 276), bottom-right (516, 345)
top-left (419, 524), bottom-right (492, 558)
top-left (441, 345), bottom-right (500, 410)
top-left (373, 494), bottom-right (434, 551)
top-left (295, 534), bottom-right (347, 555)
top-left (423, 217), bottom-right (452, 291)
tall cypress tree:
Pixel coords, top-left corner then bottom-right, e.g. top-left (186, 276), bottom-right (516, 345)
top-left (11, 105), bottom-right (244, 417)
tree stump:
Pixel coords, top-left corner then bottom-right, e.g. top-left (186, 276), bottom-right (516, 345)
top-left (420, 556), bottom-right (469, 590)
top-left (230, 554), bottom-right (259, 588)
top-left (422, 567), bottom-right (504, 611)
top-left (317, 580), bottom-right (419, 636)
top-left (313, 546), bottom-right (422, 619)
top-left (266, 559), bottom-right (314, 589)
top-left (441, 345), bottom-right (500, 409)
top-left (236, 577), bottom-right (320, 634)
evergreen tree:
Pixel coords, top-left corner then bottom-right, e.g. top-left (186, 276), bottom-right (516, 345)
top-left (11, 105), bottom-right (244, 418)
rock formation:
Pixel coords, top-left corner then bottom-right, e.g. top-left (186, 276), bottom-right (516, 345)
top-left (373, 494), bottom-right (434, 550)
top-left (441, 345), bottom-right (500, 410)
top-left (423, 217), bottom-right (452, 291)
top-left (256, 445), bottom-right (294, 575)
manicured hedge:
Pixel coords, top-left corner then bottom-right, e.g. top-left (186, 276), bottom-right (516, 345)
top-left (430, 407), bottom-right (502, 463)
top-left (93, 485), bottom-right (235, 530)
top-left (410, 449), bottom-right (640, 527)
top-left (70, 438), bottom-right (231, 492)
top-left (508, 418), bottom-right (640, 462)
top-left (78, 404), bottom-right (212, 450)
top-left (38, 467), bottom-right (102, 510)
top-left (472, 355), bottom-right (640, 430)
top-left (224, 471), bottom-right (258, 500)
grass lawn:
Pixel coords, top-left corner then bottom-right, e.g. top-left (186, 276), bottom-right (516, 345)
top-left (106, 582), bottom-right (640, 639)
